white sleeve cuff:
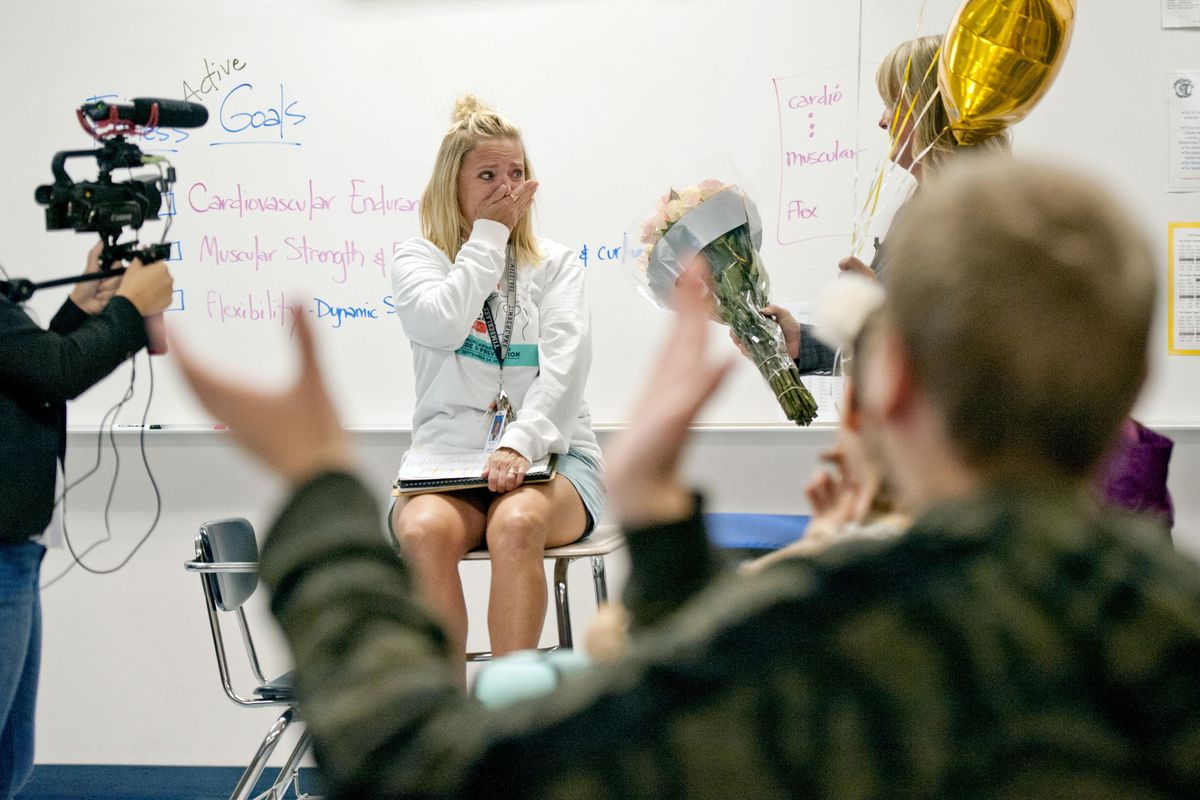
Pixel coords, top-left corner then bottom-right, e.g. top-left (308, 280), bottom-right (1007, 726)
top-left (469, 219), bottom-right (511, 251)
top-left (498, 427), bottom-right (543, 463)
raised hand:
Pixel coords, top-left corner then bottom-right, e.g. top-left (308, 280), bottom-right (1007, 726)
top-left (605, 264), bottom-right (735, 528)
top-left (173, 309), bottom-right (353, 486)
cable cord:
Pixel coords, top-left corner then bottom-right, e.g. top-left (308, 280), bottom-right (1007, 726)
top-left (40, 352), bottom-right (163, 588)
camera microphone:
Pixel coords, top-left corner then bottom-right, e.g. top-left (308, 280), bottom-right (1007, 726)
top-left (81, 98), bottom-right (209, 129)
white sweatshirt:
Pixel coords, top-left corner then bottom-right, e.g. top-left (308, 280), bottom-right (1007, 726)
top-left (390, 219), bottom-right (602, 465)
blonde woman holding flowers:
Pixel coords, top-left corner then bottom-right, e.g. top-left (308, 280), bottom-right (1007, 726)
top-left (769, 34), bottom-right (1013, 375)
top-left (389, 96), bottom-right (604, 679)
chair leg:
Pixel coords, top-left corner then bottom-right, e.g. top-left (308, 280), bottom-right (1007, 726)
top-left (230, 707), bottom-right (297, 800)
top-left (553, 558), bottom-right (573, 649)
top-left (268, 724), bottom-right (315, 799)
top-left (289, 736), bottom-right (321, 799)
top-left (591, 556), bottom-right (609, 605)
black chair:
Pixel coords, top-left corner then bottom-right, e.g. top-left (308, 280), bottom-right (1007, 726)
top-left (184, 518), bottom-right (319, 800)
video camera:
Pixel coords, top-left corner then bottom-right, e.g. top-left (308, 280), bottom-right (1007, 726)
top-left (34, 98), bottom-right (208, 270)
top-left (0, 98), bottom-right (207, 304)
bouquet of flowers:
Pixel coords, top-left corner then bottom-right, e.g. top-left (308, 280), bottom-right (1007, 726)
top-left (634, 181), bottom-right (818, 426)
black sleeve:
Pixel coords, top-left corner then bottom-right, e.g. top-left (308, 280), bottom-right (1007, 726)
top-left (48, 296), bottom-right (90, 335)
top-left (796, 323), bottom-right (836, 375)
top-left (620, 494), bottom-right (726, 630)
top-left (0, 296), bottom-right (148, 402)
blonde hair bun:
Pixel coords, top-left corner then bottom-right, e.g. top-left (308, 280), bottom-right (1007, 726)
top-left (452, 94), bottom-right (489, 124)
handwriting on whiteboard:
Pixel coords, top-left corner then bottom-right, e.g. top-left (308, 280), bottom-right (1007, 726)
top-left (772, 67), bottom-right (862, 246)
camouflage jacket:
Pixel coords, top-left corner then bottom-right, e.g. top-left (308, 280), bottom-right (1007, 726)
top-left (261, 473), bottom-right (1200, 798)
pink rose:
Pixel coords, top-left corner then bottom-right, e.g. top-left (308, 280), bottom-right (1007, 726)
top-left (640, 218), bottom-right (657, 243)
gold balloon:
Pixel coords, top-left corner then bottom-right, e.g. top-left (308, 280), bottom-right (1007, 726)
top-left (939, 0), bottom-right (1076, 144)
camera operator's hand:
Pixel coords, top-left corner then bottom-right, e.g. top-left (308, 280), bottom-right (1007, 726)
top-left (70, 241), bottom-right (123, 315)
top-left (115, 258), bottom-right (174, 316)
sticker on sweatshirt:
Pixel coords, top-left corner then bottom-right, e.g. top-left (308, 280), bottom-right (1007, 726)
top-left (499, 296), bottom-right (533, 340)
top-left (456, 336), bottom-right (540, 367)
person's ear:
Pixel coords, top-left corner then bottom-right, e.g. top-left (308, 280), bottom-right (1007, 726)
top-left (841, 379), bottom-right (863, 432)
top-left (859, 326), bottom-right (916, 424)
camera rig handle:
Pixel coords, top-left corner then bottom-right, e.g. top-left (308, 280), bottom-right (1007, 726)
top-left (0, 240), bottom-right (173, 304)
top-left (48, 140), bottom-right (148, 188)
top-left (98, 238), bottom-right (172, 270)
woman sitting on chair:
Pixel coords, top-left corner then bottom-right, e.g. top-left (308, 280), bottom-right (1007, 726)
top-left (390, 96), bottom-right (604, 681)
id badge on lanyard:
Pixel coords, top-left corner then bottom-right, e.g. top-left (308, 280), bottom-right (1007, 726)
top-left (482, 247), bottom-right (517, 452)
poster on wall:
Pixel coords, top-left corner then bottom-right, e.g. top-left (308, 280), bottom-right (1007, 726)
top-left (800, 375), bottom-right (844, 424)
top-left (1169, 222), bottom-right (1200, 355)
top-left (1163, 0), bottom-right (1200, 27)
top-left (1168, 71), bottom-right (1200, 192)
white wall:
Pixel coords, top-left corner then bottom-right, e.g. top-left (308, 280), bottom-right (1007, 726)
top-left (35, 424), bottom-right (1200, 766)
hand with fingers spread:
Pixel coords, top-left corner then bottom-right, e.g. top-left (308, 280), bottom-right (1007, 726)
top-left (482, 446), bottom-right (530, 493)
top-left (173, 309), bottom-right (353, 486)
top-left (605, 265), bottom-right (736, 528)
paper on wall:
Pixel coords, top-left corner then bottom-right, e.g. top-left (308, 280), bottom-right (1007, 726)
top-left (1169, 71), bottom-right (1200, 192)
top-left (1169, 222), bottom-right (1200, 355)
top-left (801, 375), bottom-right (844, 424)
top-left (1163, 0), bottom-right (1200, 28)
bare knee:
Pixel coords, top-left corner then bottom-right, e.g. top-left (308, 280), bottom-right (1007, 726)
top-left (486, 508), bottom-right (548, 563)
top-left (396, 509), bottom-right (472, 566)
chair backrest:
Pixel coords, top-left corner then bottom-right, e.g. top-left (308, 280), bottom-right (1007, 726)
top-left (197, 518), bottom-right (259, 611)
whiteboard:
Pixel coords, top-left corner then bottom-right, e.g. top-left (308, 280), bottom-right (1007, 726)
top-left (1, 0), bottom-right (1196, 428)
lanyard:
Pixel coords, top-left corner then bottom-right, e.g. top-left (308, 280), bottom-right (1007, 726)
top-left (480, 246), bottom-right (517, 375)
